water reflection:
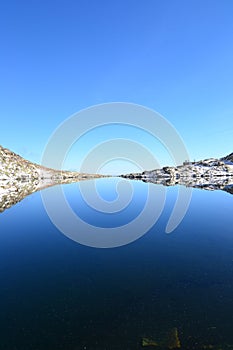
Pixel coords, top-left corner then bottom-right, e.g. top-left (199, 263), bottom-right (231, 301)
top-left (121, 175), bottom-right (233, 195)
top-left (1, 174), bottom-right (233, 214)
top-left (0, 176), bottom-right (102, 213)
top-left (0, 144), bottom-right (107, 213)
top-left (1, 178), bottom-right (233, 349)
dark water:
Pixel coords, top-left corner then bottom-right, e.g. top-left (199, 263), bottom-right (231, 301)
top-left (0, 179), bottom-right (233, 350)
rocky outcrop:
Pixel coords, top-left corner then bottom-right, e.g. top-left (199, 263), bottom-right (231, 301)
top-left (0, 145), bottom-right (107, 213)
top-left (121, 153), bottom-right (233, 194)
top-left (221, 152), bottom-right (233, 163)
top-left (0, 145), bottom-right (106, 182)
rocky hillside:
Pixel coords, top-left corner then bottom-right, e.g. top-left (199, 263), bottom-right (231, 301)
top-left (221, 152), bottom-right (233, 163)
top-left (0, 144), bottom-right (107, 213)
top-left (121, 153), bottom-right (233, 194)
top-left (0, 145), bottom-right (105, 182)
top-left (121, 153), bottom-right (233, 180)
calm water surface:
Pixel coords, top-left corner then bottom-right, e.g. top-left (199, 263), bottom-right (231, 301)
top-left (0, 179), bottom-right (233, 349)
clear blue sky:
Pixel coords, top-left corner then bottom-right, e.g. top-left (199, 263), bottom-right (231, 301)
top-left (1, 0), bottom-right (233, 170)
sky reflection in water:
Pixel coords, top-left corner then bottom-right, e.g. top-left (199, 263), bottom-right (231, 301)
top-left (0, 179), bottom-right (233, 349)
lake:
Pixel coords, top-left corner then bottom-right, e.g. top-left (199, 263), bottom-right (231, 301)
top-left (0, 178), bottom-right (233, 350)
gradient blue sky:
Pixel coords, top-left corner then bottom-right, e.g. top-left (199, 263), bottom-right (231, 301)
top-left (1, 1), bottom-right (233, 171)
